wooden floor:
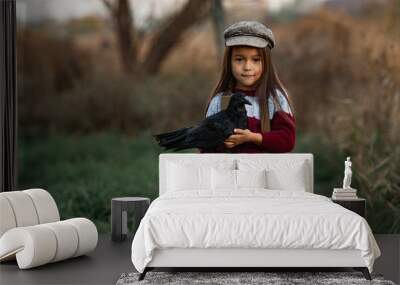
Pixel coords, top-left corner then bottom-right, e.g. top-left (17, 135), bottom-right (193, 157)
top-left (0, 234), bottom-right (399, 285)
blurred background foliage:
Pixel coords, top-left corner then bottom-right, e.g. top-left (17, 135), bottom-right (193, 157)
top-left (16, 0), bottom-right (400, 233)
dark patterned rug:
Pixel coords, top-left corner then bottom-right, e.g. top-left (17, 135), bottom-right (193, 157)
top-left (116, 271), bottom-right (396, 285)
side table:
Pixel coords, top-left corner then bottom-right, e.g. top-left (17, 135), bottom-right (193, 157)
top-left (331, 198), bottom-right (366, 218)
top-left (111, 197), bottom-right (150, 242)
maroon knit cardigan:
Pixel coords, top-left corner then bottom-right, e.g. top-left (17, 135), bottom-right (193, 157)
top-left (199, 88), bottom-right (296, 153)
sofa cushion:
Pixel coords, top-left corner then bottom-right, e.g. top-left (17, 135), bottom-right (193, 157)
top-left (0, 191), bottom-right (39, 228)
top-left (23, 189), bottom-right (60, 224)
top-left (0, 195), bottom-right (17, 237)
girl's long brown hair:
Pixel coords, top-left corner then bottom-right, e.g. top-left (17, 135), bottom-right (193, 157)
top-left (204, 45), bottom-right (294, 132)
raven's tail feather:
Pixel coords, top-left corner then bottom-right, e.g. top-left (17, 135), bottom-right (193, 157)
top-left (153, 127), bottom-right (192, 142)
top-left (153, 127), bottom-right (193, 150)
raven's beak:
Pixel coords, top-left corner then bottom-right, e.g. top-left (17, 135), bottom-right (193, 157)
top-left (243, 98), bottom-right (252, 105)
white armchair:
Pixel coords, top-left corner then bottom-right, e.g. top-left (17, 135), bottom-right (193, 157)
top-left (0, 188), bottom-right (98, 269)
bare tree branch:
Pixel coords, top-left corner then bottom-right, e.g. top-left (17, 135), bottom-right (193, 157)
top-left (102, 0), bottom-right (212, 75)
top-left (102, 0), bottom-right (116, 15)
top-left (143, 0), bottom-right (212, 74)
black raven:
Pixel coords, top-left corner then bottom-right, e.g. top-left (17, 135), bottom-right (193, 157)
top-left (153, 92), bottom-right (252, 152)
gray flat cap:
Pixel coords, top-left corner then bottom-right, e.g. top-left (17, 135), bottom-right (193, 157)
top-left (224, 21), bottom-right (275, 49)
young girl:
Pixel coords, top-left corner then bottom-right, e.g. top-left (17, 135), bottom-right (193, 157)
top-left (199, 21), bottom-right (295, 154)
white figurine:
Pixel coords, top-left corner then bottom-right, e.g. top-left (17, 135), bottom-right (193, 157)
top-left (342, 157), bottom-right (352, 189)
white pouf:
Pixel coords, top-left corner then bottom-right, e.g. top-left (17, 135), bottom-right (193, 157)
top-left (0, 189), bottom-right (98, 269)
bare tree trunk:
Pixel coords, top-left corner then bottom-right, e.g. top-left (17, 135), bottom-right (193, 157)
top-left (211, 0), bottom-right (225, 65)
top-left (116, 0), bottom-right (136, 73)
top-left (386, 0), bottom-right (400, 38)
top-left (103, 0), bottom-right (137, 74)
top-left (143, 0), bottom-right (212, 74)
top-left (103, 0), bottom-right (212, 75)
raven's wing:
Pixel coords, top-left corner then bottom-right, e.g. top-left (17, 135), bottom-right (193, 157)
top-left (203, 116), bottom-right (233, 138)
top-left (159, 109), bottom-right (235, 151)
top-left (203, 109), bottom-right (227, 122)
top-left (181, 112), bottom-right (234, 149)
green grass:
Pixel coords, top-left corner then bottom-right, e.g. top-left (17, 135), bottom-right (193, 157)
top-left (19, 130), bottom-right (157, 233)
top-left (18, 131), bottom-right (396, 233)
top-left (18, 130), bottom-right (195, 233)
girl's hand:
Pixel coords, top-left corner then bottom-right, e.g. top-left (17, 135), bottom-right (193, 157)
top-left (224, 128), bottom-right (253, 148)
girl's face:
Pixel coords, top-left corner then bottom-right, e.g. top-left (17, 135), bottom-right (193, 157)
top-left (231, 46), bottom-right (263, 90)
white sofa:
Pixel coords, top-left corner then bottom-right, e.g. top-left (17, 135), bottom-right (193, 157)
top-left (0, 188), bottom-right (98, 269)
top-left (131, 153), bottom-right (380, 281)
